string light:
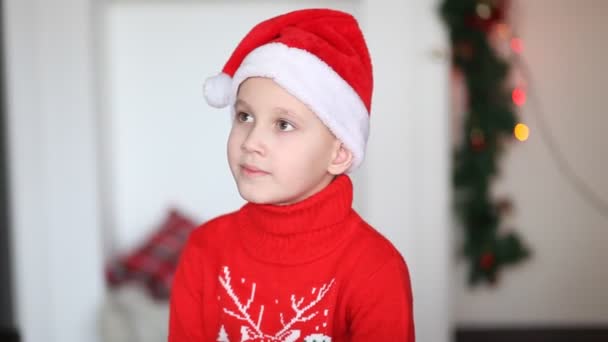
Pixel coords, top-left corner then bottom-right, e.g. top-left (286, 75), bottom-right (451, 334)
top-left (514, 56), bottom-right (608, 219)
top-left (514, 123), bottom-right (530, 141)
top-left (495, 23), bottom-right (511, 39)
top-left (510, 37), bottom-right (524, 54)
top-left (512, 87), bottom-right (526, 106)
top-left (502, 20), bottom-right (608, 219)
top-left (476, 3), bottom-right (492, 19)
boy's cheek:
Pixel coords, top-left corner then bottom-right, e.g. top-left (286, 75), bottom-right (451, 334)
top-left (226, 138), bottom-right (240, 167)
top-left (228, 125), bottom-right (250, 140)
top-left (227, 129), bottom-right (243, 147)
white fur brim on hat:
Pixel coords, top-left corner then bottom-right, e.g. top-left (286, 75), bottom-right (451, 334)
top-left (203, 43), bottom-right (370, 173)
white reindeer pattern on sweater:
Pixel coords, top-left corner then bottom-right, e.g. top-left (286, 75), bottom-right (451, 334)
top-left (216, 266), bottom-right (334, 342)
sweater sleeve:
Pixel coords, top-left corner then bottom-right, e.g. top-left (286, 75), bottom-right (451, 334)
top-left (168, 234), bottom-right (205, 341)
top-left (348, 254), bottom-right (415, 341)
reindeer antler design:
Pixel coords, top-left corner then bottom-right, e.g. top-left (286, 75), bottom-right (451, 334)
top-left (218, 266), bottom-right (335, 342)
top-left (274, 279), bottom-right (335, 339)
top-left (218, 266), bottom-right (265, 338)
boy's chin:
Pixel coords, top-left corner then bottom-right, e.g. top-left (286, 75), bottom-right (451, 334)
top-left (236, 186), bottom-right (295, 206)
top-left (236, 184), bottom-right (274, 204)
top-left (239, 193), bottom-right (282, 205)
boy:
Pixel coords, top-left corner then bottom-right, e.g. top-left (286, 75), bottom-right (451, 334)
top-left (169, 8), bottom-right (415, 341)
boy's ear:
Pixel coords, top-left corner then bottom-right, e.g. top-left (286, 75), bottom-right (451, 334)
top-left (328, 141), bottom-right (353, 175)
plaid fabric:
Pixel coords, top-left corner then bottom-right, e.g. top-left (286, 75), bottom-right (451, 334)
top-left (105, 209), bottom-right (198, 300)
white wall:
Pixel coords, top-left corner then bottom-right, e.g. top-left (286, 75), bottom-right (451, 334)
top-left (454, 0), bottom-right (608, 326)
top-left (4, 0), bottom-right (104, 341)
top-left (359, 1), bottom-right (450, 341)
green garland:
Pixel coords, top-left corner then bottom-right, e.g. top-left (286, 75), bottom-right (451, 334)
top-left (439, 0), bottom-right (531, 285)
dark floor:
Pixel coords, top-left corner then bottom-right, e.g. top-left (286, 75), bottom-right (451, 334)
top-left (2, 326), bottom-right (608, 342)
top-left (456, 327), bottom-right (608, 342)
top-left (0, 327), bottom-right (19, 342)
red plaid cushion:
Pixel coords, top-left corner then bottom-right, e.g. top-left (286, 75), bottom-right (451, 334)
top-left (105, 208), bottom-right (198, 300)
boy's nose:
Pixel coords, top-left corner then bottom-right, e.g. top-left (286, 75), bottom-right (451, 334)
top-left (241, 126), bottom-right (266, 155)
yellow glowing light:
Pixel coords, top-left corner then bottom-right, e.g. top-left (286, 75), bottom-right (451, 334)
top-left (514, 123), bottom-right (530, 141)
top-left (495, 23), bottom-right (511, 40)
top-left (476, 3), bottom-right (492, 19)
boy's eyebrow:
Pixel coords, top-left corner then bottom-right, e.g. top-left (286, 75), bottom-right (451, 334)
top-left (235, 99), bottom-right (301, 120)
top-left (234, 98), bottom-right (252, 110)
top-left (273, 106), bottom-right (301, 120)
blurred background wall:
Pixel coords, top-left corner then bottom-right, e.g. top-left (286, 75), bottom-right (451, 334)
top-left (3, 0), bottom-right (105, 341)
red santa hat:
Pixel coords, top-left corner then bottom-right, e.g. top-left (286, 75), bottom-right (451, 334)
top-left (203, 8), bottom-right (373, 172)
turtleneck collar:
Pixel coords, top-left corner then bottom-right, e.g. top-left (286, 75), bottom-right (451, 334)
top-left (236, 174), bottom-right (356, 265)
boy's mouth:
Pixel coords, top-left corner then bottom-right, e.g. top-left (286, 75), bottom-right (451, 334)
top-left (241, 164), bottom-right (270, 177)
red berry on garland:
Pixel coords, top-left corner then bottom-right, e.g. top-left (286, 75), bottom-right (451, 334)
top-left (488, 272), bottom-right (498, 286)
top-left (480, 252), bottom-right (496, 270)
top-left (496, 198), bottom-right (514, 215)
top-left (470, 128), bottom-right (486, 151)
top-left (454, 41), bottom-right (474, 61)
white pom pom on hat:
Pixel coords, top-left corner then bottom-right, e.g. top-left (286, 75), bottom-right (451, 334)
top-left (203, 8), bottom-right (373, 172)
top-left (203, 72), bottom-right (233, 108)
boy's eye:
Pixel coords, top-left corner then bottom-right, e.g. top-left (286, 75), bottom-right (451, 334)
top-left (236, 112), bottom-right (253, 123)
top-left (277, 119), bottom-right (295, 132)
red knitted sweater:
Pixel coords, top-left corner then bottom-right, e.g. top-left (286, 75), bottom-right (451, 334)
top-left (169, 175), bottom-right (415, 341)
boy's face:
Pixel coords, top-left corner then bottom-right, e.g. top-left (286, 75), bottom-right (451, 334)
top-left (227, 77), bottom-right (340, 205)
